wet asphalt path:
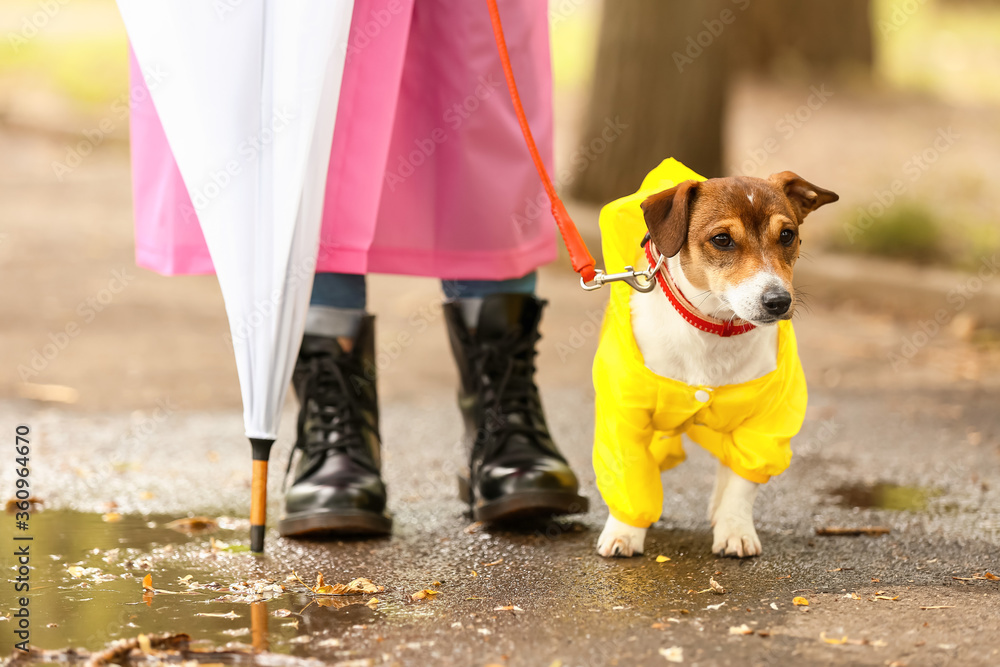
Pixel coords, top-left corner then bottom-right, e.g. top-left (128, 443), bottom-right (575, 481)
top-left (3, 385), bottom-right (1000, 666)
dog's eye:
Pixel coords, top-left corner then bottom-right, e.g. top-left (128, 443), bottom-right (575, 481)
top-left (779, 229), bottom-right (796, 246)
top-left (711, 233), bottom-right (734, 249)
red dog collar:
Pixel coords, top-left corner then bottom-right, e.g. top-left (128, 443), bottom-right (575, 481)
top-left (643, 242), bottom-right (756, 338)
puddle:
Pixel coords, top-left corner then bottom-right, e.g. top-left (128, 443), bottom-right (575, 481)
top-left (0, 510), bottom-right (387, 662)
top-left (828, 482), bottom-right (942, 512)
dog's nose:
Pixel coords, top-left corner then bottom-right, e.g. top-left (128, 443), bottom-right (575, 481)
top-left (761, 289), bottom-right (791, 316)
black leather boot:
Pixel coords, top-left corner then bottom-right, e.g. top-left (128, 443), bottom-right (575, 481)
top-left (278, 316), bottom-right (391, 536)
top-left (445, 294), bottom-right (588, 522)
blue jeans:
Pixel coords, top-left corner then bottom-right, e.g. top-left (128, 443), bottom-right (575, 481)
top-left (310, 271), bottom-right (537, 308)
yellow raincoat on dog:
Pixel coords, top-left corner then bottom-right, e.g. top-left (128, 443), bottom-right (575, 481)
top-left (592, 159), bottom-right (808, 529)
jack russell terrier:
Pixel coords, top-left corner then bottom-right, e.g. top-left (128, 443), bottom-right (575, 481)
top-left (592, 159), bottom-right (838, 558)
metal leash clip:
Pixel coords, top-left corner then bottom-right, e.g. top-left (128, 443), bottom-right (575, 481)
top-left (580, 252), bottom-right (665, 292)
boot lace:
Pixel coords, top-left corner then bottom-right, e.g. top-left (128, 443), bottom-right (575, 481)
top-left (469, 330), bottom-right (551, 462)
top-left (294, 354), bottom-right (379, 472)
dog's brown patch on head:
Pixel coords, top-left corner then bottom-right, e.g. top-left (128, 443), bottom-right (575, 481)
top-left (677, 177), bottom-right (800, 293)
top-left (642, 173), bottom-right (838, 318)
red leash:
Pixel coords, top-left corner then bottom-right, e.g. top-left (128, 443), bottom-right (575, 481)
top-left (486, 0), bottom-right (597, 283)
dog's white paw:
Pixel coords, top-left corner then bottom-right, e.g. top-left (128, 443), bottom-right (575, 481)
top-left (597, 515), bottom-right (647, 558)
top-left (712, 514), bottom-right (762, 558)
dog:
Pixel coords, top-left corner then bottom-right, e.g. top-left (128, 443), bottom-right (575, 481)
top-left (591, 159), bottom-right (837, 558)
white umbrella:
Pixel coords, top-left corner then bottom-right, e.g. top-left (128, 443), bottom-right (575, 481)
top-left (117, 1), bottom-right (355, 551)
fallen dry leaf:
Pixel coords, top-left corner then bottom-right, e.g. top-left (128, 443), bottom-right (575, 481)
top-left (920, 605), bottom-right (955, 610)
top-left (411, 589), bottom-right (441, 601)
top-left (296, 572), bottom-right (384, 596)
top-left (952, 572), bottom-right (1000, 581)
top-left (873, 595), bottom-right (899, 601)
top-left (5, 497), bottom-right (43, 514)
top-left (820, 632), bottom-right (848, 645)
top-left (17, 382), bottom-right (78, 404)
top-left (656, 555), bottom-right (671, 563)
top-left (493, 605), bottom-right (523, 612)
top-left (195, 611), bottom-right (239, 619)
top-left (729, 624), bottom-right (753, 636)
top-left (815, 526), bottom-right (890, 536)
top-left (709, 577), bottom-right (725, 595)
top-left (659, 646), bottom-right (683, 663)
top-left (273, 609), bottom-right (294, 617)
top-left (366, 597), bottom-right (379, 610)
top-left (102, 512), bottom-right (122, 523)
top-left (165, 516), bottom-right (219, 534)
top-left (792, 597), bottom-right (809, 606)
top-left (142, 574), bottom-right (154, 592)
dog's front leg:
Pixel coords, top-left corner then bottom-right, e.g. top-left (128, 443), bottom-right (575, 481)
top-left (597, 515), bottom-right (647, 557)
top-left (710, 464), bottom-right (762, 557)
top-left (708, 462), bottom-right (732, 523)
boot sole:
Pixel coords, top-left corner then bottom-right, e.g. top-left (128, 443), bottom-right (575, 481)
top-left (458, 476), bottom-right (589, 522)
top-left (278, 510), bottom-right (392, 538)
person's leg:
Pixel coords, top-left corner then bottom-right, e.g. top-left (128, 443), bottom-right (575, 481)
top-left (279, 272), bottom-right (391, 537)
top-left (305, 272), bottom-right (367, 346)
top-left (442, 273), bottom-right (588, 522)
top-left (442, 272), bottom-right (537, 327)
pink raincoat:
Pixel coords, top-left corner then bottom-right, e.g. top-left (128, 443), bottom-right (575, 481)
top-left (129, 0), bottom-right (556, 279)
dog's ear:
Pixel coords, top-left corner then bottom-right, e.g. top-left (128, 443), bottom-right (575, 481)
top-left (640, 179), bottom-right (698, 258)
top-left (768, 171), bottom-right (839, 223)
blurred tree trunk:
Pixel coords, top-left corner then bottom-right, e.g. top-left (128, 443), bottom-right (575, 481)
top-left (569, 0), bottom-right (729, 204)
top-left (734, 0), bottom-right (873, 75)
top-left (569, 1), bottom-right (873, 204)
